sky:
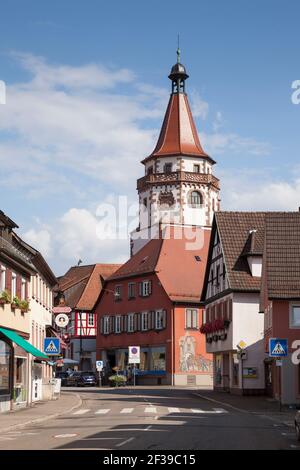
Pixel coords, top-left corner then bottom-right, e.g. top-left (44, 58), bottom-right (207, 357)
top-left (0, 0), bottom-right (300, 275)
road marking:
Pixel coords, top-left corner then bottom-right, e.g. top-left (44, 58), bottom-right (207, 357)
top-left (213, 408), bottom-right (228, 414)
top-left (116, 437), bottom-right (135, 448)
top-left (73, 409), bottom-right (90, 415)
top-left (95, 409), bottom-right (110, 414)
top-left (54, 433), bottom-right (78, 438)
top-left (145, 407), bottom-right (157, 413)
top-left (145, 425), bottom-right (152, 431)
top-left (120, 408), bottom-right (134, 414)
top-left (168, 407), bottom-right (180, 413)
top-left (191, 408), bottom-right (228, 414)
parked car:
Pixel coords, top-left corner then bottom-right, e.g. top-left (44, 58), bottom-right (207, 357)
top-left (67, 371), bottom-right (98, 387)
top-left (295, 410), bottom-right (300, 441)
top-left (55, 371), bottom-right (70, 386)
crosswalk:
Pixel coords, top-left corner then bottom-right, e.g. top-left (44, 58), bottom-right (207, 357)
top-left (72, 406), bottom-right (228, 417)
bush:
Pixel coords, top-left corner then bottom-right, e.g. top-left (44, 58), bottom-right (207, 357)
top-left (108, 374), bottom-right (127, 387)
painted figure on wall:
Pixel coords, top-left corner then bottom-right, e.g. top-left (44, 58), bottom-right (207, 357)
top-left (179, 334), bottom-right (212, 373)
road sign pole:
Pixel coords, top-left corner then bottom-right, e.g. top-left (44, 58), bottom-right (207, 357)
top-left (133, 363), bottom-right (136, 387)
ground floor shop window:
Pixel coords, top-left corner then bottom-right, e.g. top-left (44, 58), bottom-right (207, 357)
top-left (113, 347), bottom-right (166, 374)
top-left (150, 347), bottom-right (166, 371)
top-left (13, 357), bottom-right (27, 403)
top-left (0, 339), bottom-right (12, 395)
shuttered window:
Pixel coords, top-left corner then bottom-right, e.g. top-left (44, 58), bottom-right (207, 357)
top-left (185, 309), bottom-right (198, 329)
top-left (141, 312), bottom-right (150, 331)
top-left (103, 316), bottom-right (110, 335)
top-left (155, 310), bottom-right (166, 330)
top-left (0, 266), bottom-right (6, 293)
top-left (127, 313), bottom-right (135, 332)
top-left (139, 280), bottom-right (152, 297)
top-left (115, 315), bottom-right (121, 333)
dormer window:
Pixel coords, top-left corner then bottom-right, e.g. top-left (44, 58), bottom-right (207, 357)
top-left (193, 164), bottom-right (200, 173)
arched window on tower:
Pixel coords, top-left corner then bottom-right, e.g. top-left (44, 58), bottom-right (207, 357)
top-left (189, 191), bottom-right (203, 207)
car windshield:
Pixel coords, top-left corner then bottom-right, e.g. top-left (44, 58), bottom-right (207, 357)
top-left (81, 372), bottom-right (95, 376)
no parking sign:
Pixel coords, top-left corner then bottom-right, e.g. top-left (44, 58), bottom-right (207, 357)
top-left (128, 346), bottom-right (140, 364)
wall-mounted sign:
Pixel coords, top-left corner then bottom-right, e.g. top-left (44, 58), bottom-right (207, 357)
top-left (44, 337), bottom-right (60, 356)
top-left (52, 306), bottom-right (72, 314)
top-left (243, 367), bottom-right (258, 379)
top-left (55, 313), bottom-right (69, 328)
top-left (269, 338), bottom-right (288, 357)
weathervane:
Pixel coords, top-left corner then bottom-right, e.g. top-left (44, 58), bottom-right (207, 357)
top-left (177, 34), bottom-right (180, 63)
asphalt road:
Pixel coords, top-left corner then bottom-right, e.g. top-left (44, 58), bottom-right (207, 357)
top-left (0, 387), bottom-right (299, 450)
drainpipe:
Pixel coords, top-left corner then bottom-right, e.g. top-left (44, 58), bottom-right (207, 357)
top-left (171, 306), bottom-right (175, 386)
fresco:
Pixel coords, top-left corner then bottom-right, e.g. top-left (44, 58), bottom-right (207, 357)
top-left (179, 334), bottom-right (213, 373)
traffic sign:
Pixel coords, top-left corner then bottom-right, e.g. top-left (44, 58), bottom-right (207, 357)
top-left (44, 337), bottom-right (61, 356)
top-left (128, 346), bottom-right (140, 364)
top-left (55, 313), bottom-right (69, 328)
top-left (269, 338), bottom-right (288, 357)
top-left (96, 360), bottom-right (103, 371)
top-left (52, 306), bottom-right (72, 314)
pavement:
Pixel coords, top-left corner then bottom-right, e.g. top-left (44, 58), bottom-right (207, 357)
top-left (0, 391), bottom-right (82, 433)
top-left (0, 386), bottom-right (299, 450)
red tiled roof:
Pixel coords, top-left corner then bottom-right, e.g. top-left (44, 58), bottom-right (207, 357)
top-left (215, 212), bottom-right (267, 291)
top-left (109, 227), bottom-right (211, 303)
top-left (77, 264), bottom-right (121, 310)
top-left (58, 263), bottom-right (121, 311)
top-left (264, 212), bottom-right (300, 299)
top-left (144, 93), bottom-right (214, 163)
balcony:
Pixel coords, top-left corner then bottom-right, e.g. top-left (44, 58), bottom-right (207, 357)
top-left (137, 171), bottom-right (220, 191)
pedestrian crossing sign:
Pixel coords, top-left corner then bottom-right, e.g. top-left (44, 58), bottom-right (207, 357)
top-left (269, 338), bottom-right (288, 357)
top-left (44, 337), bottom-right (60, 356)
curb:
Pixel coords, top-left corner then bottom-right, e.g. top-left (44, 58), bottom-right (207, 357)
top-left (1, 392), bottom-right (82, 433)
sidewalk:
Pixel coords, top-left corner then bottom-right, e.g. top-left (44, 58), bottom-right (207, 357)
top-left (194, 389), bottom-right (297, 428)
top-left (0, 392), bottom-right (82, 433)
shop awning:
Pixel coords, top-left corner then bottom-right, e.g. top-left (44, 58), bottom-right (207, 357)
top-left (0, 327), bottom-right (49, 360)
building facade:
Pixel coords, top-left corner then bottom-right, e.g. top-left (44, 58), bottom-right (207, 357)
top-left (55, 263), bottom-right (121, 371)
top-left (0, 211), bottom-right (55, 412)
top-left (261, 212), bottom-right (300, 405)
top-left (96, 233), bottom-right (213, 386)
top-left (201, 212), bottom-right (267, 395)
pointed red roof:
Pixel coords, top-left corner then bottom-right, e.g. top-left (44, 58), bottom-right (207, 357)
top-left (146, 93), bottom-right (210, 161)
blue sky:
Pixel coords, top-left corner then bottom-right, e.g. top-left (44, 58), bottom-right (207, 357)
top-left (0, 0), bottom-right (299, 274)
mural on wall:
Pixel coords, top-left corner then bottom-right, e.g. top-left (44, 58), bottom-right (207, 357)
top-left (179, 334), bottom-right (213, 373)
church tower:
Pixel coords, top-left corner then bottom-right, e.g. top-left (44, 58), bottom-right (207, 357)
top-left (131, 51), bottom-right (220, 255)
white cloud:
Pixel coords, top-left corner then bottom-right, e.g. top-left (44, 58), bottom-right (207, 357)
top-left (221, 170), bottom-right (300, 211)
top-left (201, 131), bottom-right (271, 156)
top-left (23, 228), bottom-right (53, 258)
top-left (22, 208), bottom-right (130, 275)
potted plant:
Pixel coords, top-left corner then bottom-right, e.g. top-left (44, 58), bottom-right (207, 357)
top-left (19, 299), bottom-right (29, 313)
top-left (108, 374), bottom-right (127, 387)
top-left (0, 290), bottom-right (11, 305)
top-left (11, 296), bottom-right (20, 309)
